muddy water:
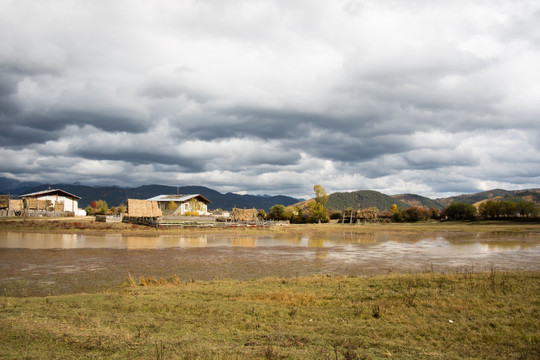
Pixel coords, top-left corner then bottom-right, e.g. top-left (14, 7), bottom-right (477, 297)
top-left (1, 231), bottom-right (539, 296)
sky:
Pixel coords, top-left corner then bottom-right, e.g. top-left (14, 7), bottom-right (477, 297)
top-left (1, 0), bottom-right (539, 199)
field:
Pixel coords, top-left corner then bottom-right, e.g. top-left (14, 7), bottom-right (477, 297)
top-left (1, 218), bottom-right (539, 358)
top-left (1, 271), bottom-right (539, 359)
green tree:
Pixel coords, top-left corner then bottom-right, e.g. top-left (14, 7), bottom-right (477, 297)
top-left (257, 209), bottom-right (266, 219)
top-left (516, 200), bottom-right (540, 218)
top-left (443, 202), bottom-right (476, 220)
top-left (291, 206), bottom-right (307, 224)
top-left (308, 185), bottom-right (329, 223)
top-left (500, 201), bottom-right (517, 218)
top-left (118, 203), bottom-right (126, 214)
top-left (95, 199), bottom-right (108, 215)
top-left (268, 204), bottom-right (287, 220)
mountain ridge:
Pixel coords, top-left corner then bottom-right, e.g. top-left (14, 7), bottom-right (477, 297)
top-left (0, 177), bottom-right (538, 212)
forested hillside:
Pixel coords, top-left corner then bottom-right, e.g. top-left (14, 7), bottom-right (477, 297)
top-left (326, 190), bottom-right (408, 211)
top-left (391, 194), bottom-right (444, 210)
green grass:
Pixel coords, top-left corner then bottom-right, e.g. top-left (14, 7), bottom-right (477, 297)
top-left (1, 271), bottom-right (539, 359)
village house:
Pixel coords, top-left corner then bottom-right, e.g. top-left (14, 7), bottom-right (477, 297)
top-left (146, 194), bottom-right (211, 216)
top-left (19, 188), bottom-right (84, 216)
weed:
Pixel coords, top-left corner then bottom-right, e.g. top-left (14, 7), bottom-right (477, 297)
top-left (155, 341), bottom-right (166, 360)
top-left (371, 304), bottom-right (381, 319)
top-left (288, 306), bottom-right (298, 317)
top-left (403, 291), bottom-right (417, 307)
top-left (264, 345), bottom-right (278, 360)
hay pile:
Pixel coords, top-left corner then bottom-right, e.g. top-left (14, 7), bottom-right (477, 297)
top-left (230, 208), bottom-right (257, 222)
top-left (54, 201), bottom-right (64, 212)
top-left (127, 199), bottom-right (162, 217)
top-left (8, 199), bottom-right (22, 211)
top-left (0, 195), bottom-right (8, 208)
top-left (356, 208), bottom-right (378, 220)
top-left (24, 198), bottom-right (51, 210)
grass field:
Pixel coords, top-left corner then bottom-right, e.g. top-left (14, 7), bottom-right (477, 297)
top-left (1, 271), bottom-right (539, 359)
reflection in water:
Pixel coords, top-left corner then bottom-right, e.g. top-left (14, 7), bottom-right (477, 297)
top-left (0, 231), bottom-right (539, 257)
top-left (231, 237), bottom-right (256, 247)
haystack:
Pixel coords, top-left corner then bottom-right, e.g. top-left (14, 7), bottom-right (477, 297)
top-left (127, 199), bottom-right (162, 217)
top-left (54, 201), bottom-right (64, 212)
top-left (356, 208), bottom-right (378, 221)
top-left (0, 195), bottom-right (8, 208)
top-left (230, 208), bottom-right (257, 222)
top-left (24, 198), bottom-right (51, 210)
top-left (8, 199), bottom-right (22, 211)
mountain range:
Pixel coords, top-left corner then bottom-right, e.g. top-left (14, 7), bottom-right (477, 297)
top-left (0, 177), bottom-right (538, 212)
top-left (0, 179), bottom-right (301, 212)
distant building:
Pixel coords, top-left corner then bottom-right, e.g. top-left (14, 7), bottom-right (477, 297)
top-left (19, 188), bottom-right (82, 215)
top-left (146, 194), bottom-right (211, 216)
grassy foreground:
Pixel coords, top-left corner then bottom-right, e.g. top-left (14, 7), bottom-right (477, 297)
top-left (1, 272), bottom-right (539, 359)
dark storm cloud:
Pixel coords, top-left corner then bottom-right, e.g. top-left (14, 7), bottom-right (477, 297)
top-left (73, 149), bottom-right (205, 172)
top-left (0, 124), bottom-right (58, 147)
top-left (1, 1), bottom-right (539, 198)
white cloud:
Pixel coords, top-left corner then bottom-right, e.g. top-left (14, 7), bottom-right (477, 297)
top-left (1, 0), bottom-right (539, 198)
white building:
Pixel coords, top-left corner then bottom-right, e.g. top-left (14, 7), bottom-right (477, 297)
top-left (20, 188), bottom-right (82, 215)
top-left (146, 194), bottom-right (211, 216)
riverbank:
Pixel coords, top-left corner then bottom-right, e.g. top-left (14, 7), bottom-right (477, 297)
top-left (1, 216), bottom-right (540, 236)
top-left (1, 271), bottom-right (539, 359)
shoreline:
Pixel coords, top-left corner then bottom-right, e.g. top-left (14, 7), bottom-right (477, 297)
top-left (1, 216), bottom-right (540, 236)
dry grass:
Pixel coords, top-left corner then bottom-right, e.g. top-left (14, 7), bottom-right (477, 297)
top-left (1, 217), bottom-right (539, 237)
top-left (1, 271), bottom-right (539, 359)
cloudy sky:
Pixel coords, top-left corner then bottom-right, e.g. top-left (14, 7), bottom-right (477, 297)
top-left (1, 0), bottom-right (539, 199)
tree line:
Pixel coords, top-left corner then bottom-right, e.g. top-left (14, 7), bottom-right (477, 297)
top-left (85, 187), bottom-right (539, 223)
top-left (438, 199), bottom-right (538, 221)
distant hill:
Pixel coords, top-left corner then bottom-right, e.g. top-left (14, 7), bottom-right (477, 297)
top-left (294, 188), bottom-right (540, 212)
top-left (0, 180), bottom-right (301, 211)
top-left (392, 194), bottom-right (444, 210)
top-left (435, 189), bottom-right (540, 207)
top-left (0, 178), bottom-right (40, 194)
top-left (326, 190), bottom-right (409, 211)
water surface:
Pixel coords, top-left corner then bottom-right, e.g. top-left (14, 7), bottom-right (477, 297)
top-left (1, 230), bottom-right (539, 296)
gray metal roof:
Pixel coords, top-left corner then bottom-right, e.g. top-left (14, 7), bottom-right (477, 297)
top-left (146, 194), bottom-right (211, 203)
top-left (20, 188), bottom-right (81, 199)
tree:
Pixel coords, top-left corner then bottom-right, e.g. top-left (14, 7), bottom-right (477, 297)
top-left (308, 185), bottom-right (329, 223)
top-left (188, 198), bottom-right (204, 214)
top-left (443, 202), bottom-right (476, 220)
top-left (500, 201), bottom-right (517, 218)
top-left (95, 199), bottom-right (108, 215)
top-left (268, 204), bottom-right (287, 220)
top-left (516, 200), bottom-right (540, 218)
top-left (166, 201), bottom-right (178, 215)
top-left (118, 203), bottom-right (126, 214)
top-left (291, 206), bottom-right (307, 224)
top-left (257, 209), bottom-right (266, 219)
